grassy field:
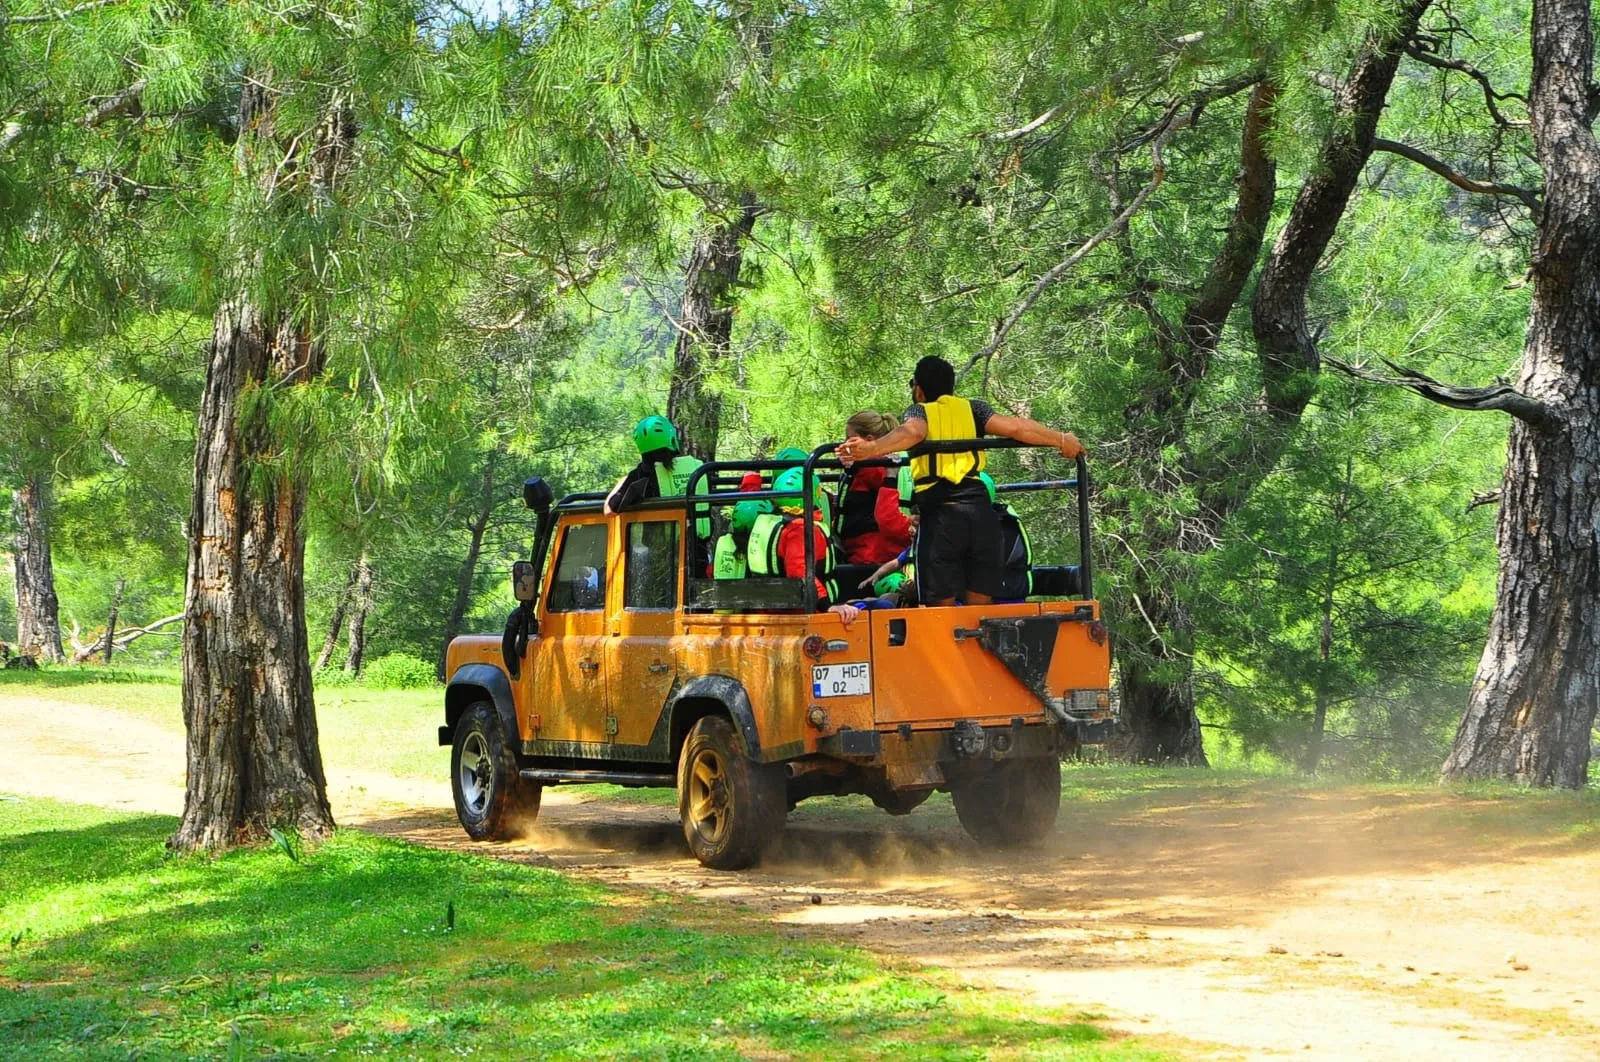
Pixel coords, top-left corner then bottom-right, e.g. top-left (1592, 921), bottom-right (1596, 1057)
top-left (0, 797), bottom-right (1165, 1061)
top-left (0, 667), bottom-right (447, 783)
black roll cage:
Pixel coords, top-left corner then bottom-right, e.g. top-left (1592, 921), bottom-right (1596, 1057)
top-left (547, 440), bottom-right (1092, 614)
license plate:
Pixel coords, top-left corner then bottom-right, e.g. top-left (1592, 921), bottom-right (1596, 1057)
top-left (812, 662), bottom-right (871, 698)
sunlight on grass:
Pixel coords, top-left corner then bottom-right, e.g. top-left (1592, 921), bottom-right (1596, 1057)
top-left (0, 797), bottom-right (1165, 1061)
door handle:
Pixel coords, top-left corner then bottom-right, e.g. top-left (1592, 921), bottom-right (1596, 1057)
top-left (648, 663), bottom-right (670, 673)
top-left (578, 661), bottom-right (600, 673)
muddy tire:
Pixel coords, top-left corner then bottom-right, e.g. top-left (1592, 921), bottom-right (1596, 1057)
top-left (869, 786), bottom-right (932, 816)
top-left (678, 715), bottom-right (786, 869)
top-left (452, 702), bottom-right (540, 841)
top-left (950, 757), bottom-right (1060, 848)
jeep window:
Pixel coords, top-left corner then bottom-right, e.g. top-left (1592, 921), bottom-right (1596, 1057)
top-left (547, 523), bottom-right (608, 612)
top-left (625, 519), bottom-right (679, 610)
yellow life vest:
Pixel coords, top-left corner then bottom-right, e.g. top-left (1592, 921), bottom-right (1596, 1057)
top-left (910, 395), bottom-right (985, 493)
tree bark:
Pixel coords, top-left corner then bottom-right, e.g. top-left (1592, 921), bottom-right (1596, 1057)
top-left (10, 475), bottom-right (64, 664)
top-left (172, 75), bottom-right (353, 851)
top-left (1441, 0), bottom-right (1600, 787)
top-left (1247, 0), bottom-right (1430, 433)
top-left (438, 448), bottom-right (498, 680)
top-left (666, 194), bottom-right (760, 461)
top-left (344, 552), bottom-right (372, 676)
top-left (314, 564), bottom-right (356, 672)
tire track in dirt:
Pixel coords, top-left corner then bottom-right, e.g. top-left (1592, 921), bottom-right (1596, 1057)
top-left (4, 691), bottom-right (1598, 1060)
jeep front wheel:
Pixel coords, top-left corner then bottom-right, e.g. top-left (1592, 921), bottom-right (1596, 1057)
top-left (950, 757), bottom-right (1060, 848)
top-left (678, 715), bottom-right (786, 869)
top-left (452, 702), bottom-right (540, 841)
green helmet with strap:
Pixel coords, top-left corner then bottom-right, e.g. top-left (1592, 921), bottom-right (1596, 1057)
top-left (874, 572), bottom-right (905, 596)
top-left (772, 466), bottom-right (813, 509)
top-left (774, 446), bottom-right (808, 464)
top-left (730, 499), bottom-right (771, 534)
top-left (632, 415), bottom-right (679, 456)
top-left (978, 471), bottom-right (997, 504)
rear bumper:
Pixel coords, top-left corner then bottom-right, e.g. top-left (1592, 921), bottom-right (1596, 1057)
top-left (816, 716), bottom-right (1107, 766)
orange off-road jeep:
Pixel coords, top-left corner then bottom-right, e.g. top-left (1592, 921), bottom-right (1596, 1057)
top-left (439, 441), bottom-right (1113, 869)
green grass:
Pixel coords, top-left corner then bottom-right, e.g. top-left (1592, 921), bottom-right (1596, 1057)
top-left (0, 797), bottom-right (1164, 1061)
top-left (0, 668), bottom-right (446, 784)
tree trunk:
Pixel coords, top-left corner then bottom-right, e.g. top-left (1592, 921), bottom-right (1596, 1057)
top-left (314, 565), bottom-right (356, 672)
top-left (10, 475), bottom-right (63, 663)
top-left (1115, 590), bottom-right (1207, 764)
top-left (666, 194), bottom-right (760, 461)
top-left (1248, 1), bottom-right (1430, 429)
top-left (174, 295), bottom-right (336, 849)
top-left (103, 576), bottom-right (125, 664)
top-left (1111, 83), bottom-right (1277, 763)
top-left (344, 552), bottom-right (372, 676)
top-left (1306, 557), bottom-right (1339, 774)
top-left (1442, 0), bottom-right (1600, 787)
top-left (172, 74), bottom-right (353, 851)
top-left (439, 448), bottom-right (498, 680)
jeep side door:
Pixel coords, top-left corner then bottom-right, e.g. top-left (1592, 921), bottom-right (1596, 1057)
top-left (605, 513), bottom-right (683, 750)
top-left (531, 518), bottom-right (612, 748)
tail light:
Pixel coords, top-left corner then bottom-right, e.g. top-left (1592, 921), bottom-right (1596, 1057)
top-left (1088, 619), bottom-right (1108, 645)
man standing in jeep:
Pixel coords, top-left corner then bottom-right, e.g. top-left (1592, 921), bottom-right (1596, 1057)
top-left (835, 355), bottom-right (1085, 606)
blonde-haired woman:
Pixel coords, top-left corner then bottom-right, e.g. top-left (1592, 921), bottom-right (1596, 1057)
top-left (838, 410), bottom-right (914, 565)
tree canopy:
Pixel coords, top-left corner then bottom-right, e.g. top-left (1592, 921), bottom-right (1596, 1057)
top-left (6, 0), bottom-right (1594, 819)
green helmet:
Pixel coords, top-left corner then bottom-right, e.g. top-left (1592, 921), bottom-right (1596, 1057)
top-left (775, 446), bottom-right (809, 463)
top-left (978, 471), bottom-right (997, 504)
top-left (730, 499), bottom-right (771, 534)
top-left (772, 466), bottom-right (823, 510)
top-left (632, 415), bottom-right (679, 456)
top-left (874, 572), bottom-right (906, 596)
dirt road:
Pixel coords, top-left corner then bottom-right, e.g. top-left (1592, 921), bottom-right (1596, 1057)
top-left (4, 690), bottom-right (1597, 1060)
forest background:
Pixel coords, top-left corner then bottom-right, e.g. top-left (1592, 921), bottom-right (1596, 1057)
top-left (0, 0), bottom-right (1552, 781)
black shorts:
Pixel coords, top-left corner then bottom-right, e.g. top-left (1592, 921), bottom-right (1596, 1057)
top-left (915, 490), bottom-right (1005, 603)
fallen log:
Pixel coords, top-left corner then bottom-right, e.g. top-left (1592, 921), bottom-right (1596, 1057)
top-left (69, 613), bottom-right (184, 664)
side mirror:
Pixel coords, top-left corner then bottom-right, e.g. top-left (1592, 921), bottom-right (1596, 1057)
top-left (523, 476), bottom-right (554, 513)
top-left (512, 560), bottom-right (539, 602)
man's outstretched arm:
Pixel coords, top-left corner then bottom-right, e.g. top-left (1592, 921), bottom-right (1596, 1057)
top-left (985, 413), bottom-right (1085, 459)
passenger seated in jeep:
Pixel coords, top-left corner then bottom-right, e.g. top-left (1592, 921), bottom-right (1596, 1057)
top-left (981, 473), bottom-right (1033, 603)
top-left (747, 467), bottom-right (839, 609)
top-left (606, 415), bottom-right (703, 514)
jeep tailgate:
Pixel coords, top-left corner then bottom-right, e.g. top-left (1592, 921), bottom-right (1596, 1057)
top-left (866, 601), bottom-right (1110, 727)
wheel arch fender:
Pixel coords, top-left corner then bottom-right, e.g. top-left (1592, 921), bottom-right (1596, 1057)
top-left (442, 662), bottom-right (520, 750)
top-left (668, 675), bottom-right (761, 765)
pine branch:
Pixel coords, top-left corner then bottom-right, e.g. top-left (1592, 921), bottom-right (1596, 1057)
top-left (1371, 137), bottom-right (1541, 210)
top-left (957, 102), bottom-right (1184, 381)
top-left (82, 79), bottom-right (145, 128)
top-left (1326, 356), bottom-right (1560, 431)
top-left (987, 104), bottom-right (1069, 144)
top-left (6, 0), bottom-right (129, 24)
top-left (985, 34), bottom-right (1221, 144)
top-left (1403, 42), bottom-right (1528, 128)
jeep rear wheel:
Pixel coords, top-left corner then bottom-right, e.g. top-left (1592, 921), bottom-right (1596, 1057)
top-left (678, 715), bottom-right (786, 869)
top-left (452, 702), bottom-right (540, 841)
top-left (950, 757), bottom-right (1060, 848)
